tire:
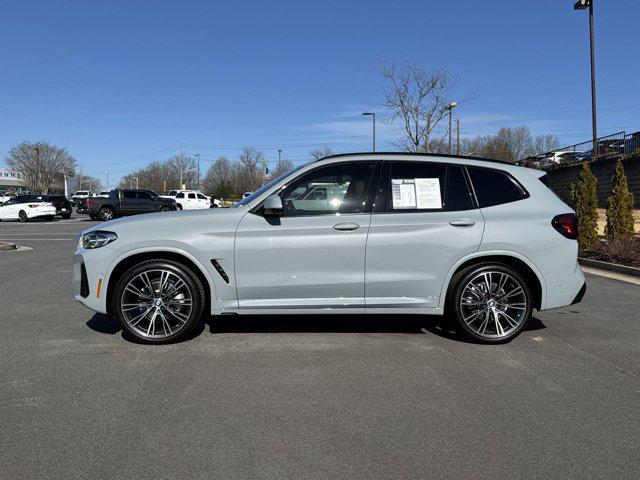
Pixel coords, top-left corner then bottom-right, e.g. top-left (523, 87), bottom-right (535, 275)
top-left (159, 206), bottom-right (170, 212)
top-left (447, 263), bottom-right (533, 344)
top-left (62, 213), bottom-right (72, 219)
top-left (44, 215), bottom-right (55, 221)
top-left (99, 207), bottom-right (115, 221)
top-left (89, 214), bottom-right (99, 221)
top-left (18, 210), bottom-right (28, 222)
top-left (112, 259), bottom-right (205, 344)
top-left (176, 204), bottom-right (183, 210)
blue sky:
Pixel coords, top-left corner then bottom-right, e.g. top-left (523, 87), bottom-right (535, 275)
top-left (1, 0), bottom-right (639, 185)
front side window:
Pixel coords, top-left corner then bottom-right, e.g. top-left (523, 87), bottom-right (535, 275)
top-left (123, 191), bottom-right (136, 199)
top-left (176, 192), bottom-right (185, 199)
top-left (137, 191), bottom-right (153, 200)
top-left (197, 193), bottom-right (206, 200)
top-left (278, 162), bottom-right (376, 216)
top-left (467, 166), bottom-right (528, 208)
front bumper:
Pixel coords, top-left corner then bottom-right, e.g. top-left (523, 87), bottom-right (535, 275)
top-left (73, 246), bottom-right (121, 314)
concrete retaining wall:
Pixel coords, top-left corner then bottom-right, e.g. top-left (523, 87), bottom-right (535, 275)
top-left (545, 154), bottom-right (640, 208)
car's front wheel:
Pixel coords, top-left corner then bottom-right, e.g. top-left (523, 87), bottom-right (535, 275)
top-left (18, 210), bottom-right (28, 222)
top-left (112, 260), bottom-right (205, 343)
top-left (449, 263), bottom-right (532, 344)
top-left (99, 207), bottom-right (114, 221)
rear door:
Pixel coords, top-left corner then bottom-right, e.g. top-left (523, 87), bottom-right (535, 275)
top-left (120, 190), bottom-right (138, 215)
top-left (365, 161), bottom-right (484, 310)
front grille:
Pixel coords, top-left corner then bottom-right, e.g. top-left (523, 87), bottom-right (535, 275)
top-left (80, 263), bottom-right (90, 298)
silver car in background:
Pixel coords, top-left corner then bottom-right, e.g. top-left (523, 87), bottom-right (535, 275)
top-left (73, 153), bottom-right (585, 344)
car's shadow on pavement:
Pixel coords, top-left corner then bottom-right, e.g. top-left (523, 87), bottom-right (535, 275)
top-left (86, 312), bottom-right (546, 344)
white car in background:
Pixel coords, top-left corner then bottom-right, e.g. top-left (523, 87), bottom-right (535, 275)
top-left (161, 190), bottom-right (211, 210)
top-left (0, 194), bottom-right (57, 222)
top-left (71, 190), bottom-right (92, 204)
top-left (0, 192), bottom-right (13, 204)
top-left (95, 191), bottom-right (111, 198)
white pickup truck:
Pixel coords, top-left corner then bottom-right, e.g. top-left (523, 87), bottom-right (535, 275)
top-left (160, 190), bottom-right (219, 210)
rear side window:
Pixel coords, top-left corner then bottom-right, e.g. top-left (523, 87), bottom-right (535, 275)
top-left (188, 193), bottom-right (196, 199)
top-left (467, 166), bottom-right (528, 208)
top-left (176, 192), bottom-right (185, 199)
top-left (377, 162), bottom-right (474, 212)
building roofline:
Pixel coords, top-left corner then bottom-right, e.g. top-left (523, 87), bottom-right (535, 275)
top-left (316, 151), bottom-right (514, 166)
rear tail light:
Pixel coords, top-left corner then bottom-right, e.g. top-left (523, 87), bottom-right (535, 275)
top-left (552, 213), bottom-right (578, 240)
top-left (86, 199), bottom-right (92, 207)
top-left (28, 204), bottom-right (39, 208)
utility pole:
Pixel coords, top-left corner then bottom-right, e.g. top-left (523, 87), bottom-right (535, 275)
top-left (425, 113), bottom-right (431, 153)
top-left (446, 102), bottom-right (457, 154)
top-left (194, 153), bottom-right (200, 190)
top-left (179, 144), bottom-right (184, 189)
top-left (278, 149), bottom-right (282, 163)
top-left (362, 112), bottom-right (376, 152)
top-left (456, 118), bottom-right (460, 155)
top-left (105, 171), bottom-right (109, 191)
top-left (574, 0), bottom-right (598, 155)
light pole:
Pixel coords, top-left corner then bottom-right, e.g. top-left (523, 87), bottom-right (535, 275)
top-left (278, 149), bottom-right (282, 163)
top-left (105, 171), bottom-right (109, 191)
top-left (194, 154), bottom-right (200, 190)
top-left (574, 0), bottom-right (598, 155)
top-left (131, 176), bottom-right (139, 189)
top-left (445, 102), bottom-right (458, 154)
top-left (362, 112), bottom-right (376, 152)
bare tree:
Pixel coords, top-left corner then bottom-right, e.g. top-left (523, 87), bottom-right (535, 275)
top-left (5, 141), bottom-right (76, 194)
top-left (461, 126), bottom-right (560, 163)
top-left (203, 156), bottom-right (234, 198)
top-left (379, 63), bottom-right (468, 152)
top-left (309, 146), bottom-right (334, 161)
top-left (166, 154), bottom-right (197, 189)
top-left (532, 134), bottom-right (561, 155)
top-left (233, 147), bottom-right (265, 193)
top-left (74, 175), bottom-right (103, 193)
top-left (271, 158), bottom-right (294, 178)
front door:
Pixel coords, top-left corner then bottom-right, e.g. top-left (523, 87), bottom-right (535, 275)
top-left (234, 161), bottom-right (378, 310)
top-left (365, 161), bottom-right (485, 310)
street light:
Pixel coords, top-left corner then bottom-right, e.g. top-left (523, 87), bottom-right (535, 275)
top-left (574, 0), bottom-right (598, 156)
top-left (362, 112), bottom-right (376, 152)
top-left (445, 102), bottom-right (458, 154)
top-left (130, 176), bottom-right (139, 189)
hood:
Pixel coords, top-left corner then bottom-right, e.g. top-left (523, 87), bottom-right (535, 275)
top-left (82, 206), bottom-right (248, 237)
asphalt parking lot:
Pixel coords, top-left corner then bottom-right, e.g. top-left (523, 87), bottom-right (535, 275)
top-left (1, 215), bottom-right (639, 480)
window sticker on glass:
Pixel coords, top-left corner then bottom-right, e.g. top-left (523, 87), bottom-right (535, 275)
top-left (415, 178), bottom-right (442, 209)
top-left (392, 179), bottom-right (417, 209)
top-left (391, 178), bottom-right (442, 209)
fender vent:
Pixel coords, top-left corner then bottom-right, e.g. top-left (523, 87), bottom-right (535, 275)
top-left (211, 259), bottom-right (230, 284)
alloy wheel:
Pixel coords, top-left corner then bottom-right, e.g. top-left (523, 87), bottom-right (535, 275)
top-left (18, 210), bottom-right (28, 222)
top-left (100, 209), bottom-right (113, 221)
top-left (119, 268), bottom-right (194, 339)
top-left (459, 270), bottom-right (528, 339)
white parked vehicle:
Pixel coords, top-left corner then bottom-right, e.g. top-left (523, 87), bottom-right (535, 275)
top-left (95, 191), bottom-right (111, 198)
top-left (74, 153), bottom-right (585, 344)
top-left (0, 192), bottom-right (13, 204)
top-left (71, 190), bottom-right (92, 204)
top-left (0, 195), bottom-right (57, 222)
top-left (161, 190), bottom-right (210, 210)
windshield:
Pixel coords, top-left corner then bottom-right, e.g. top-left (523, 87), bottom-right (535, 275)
top-left (233, 164), bottom-right (307, 208)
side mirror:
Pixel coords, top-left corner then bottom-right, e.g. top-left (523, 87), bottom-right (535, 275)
top-left (263, 194), bottom-right (283, 216)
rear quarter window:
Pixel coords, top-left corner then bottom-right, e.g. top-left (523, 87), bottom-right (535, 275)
top-left (467, 166), bottom-right (528, 208)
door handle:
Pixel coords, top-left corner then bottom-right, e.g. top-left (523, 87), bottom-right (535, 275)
top-left (449, 218), bottom-right (476, 227)
top-left (333, 222), bottom-right (360, 231)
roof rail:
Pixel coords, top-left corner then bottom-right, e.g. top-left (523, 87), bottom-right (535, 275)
top-left (315, 151), bottom-right (514, 166)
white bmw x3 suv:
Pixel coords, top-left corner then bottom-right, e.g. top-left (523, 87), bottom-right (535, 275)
top-left (73, 153), bottom-right (585, 344)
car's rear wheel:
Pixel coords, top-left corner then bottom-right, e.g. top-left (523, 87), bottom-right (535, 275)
top-left (159, 206), bottom-right (171, 212)
top-left (449, 264), bottom-right (532, 344)
top-left (89, 214), bottom-right (99, 220)
top-left (176, 204), bottom-right (183, 210)
top-left (62, 213), bottom-right (72, 219)
top-left (18, 210), bottom-right (28, 222)
top-left (99, 207), bottom-right (114, 221)
top-left (112, 260), bottom-right (205, 344)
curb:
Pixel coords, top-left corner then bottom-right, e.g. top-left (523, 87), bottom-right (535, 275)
top-left (578, 257), bottom-right (640, 279)
top-left (0, 241), bottom-right (17, 251)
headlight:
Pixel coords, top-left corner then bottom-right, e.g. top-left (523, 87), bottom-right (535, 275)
top-left (79, 230), bottom-right (118, 249)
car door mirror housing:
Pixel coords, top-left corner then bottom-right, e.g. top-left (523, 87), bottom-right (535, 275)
top-left (263, 194), bottom-right (283, 216)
